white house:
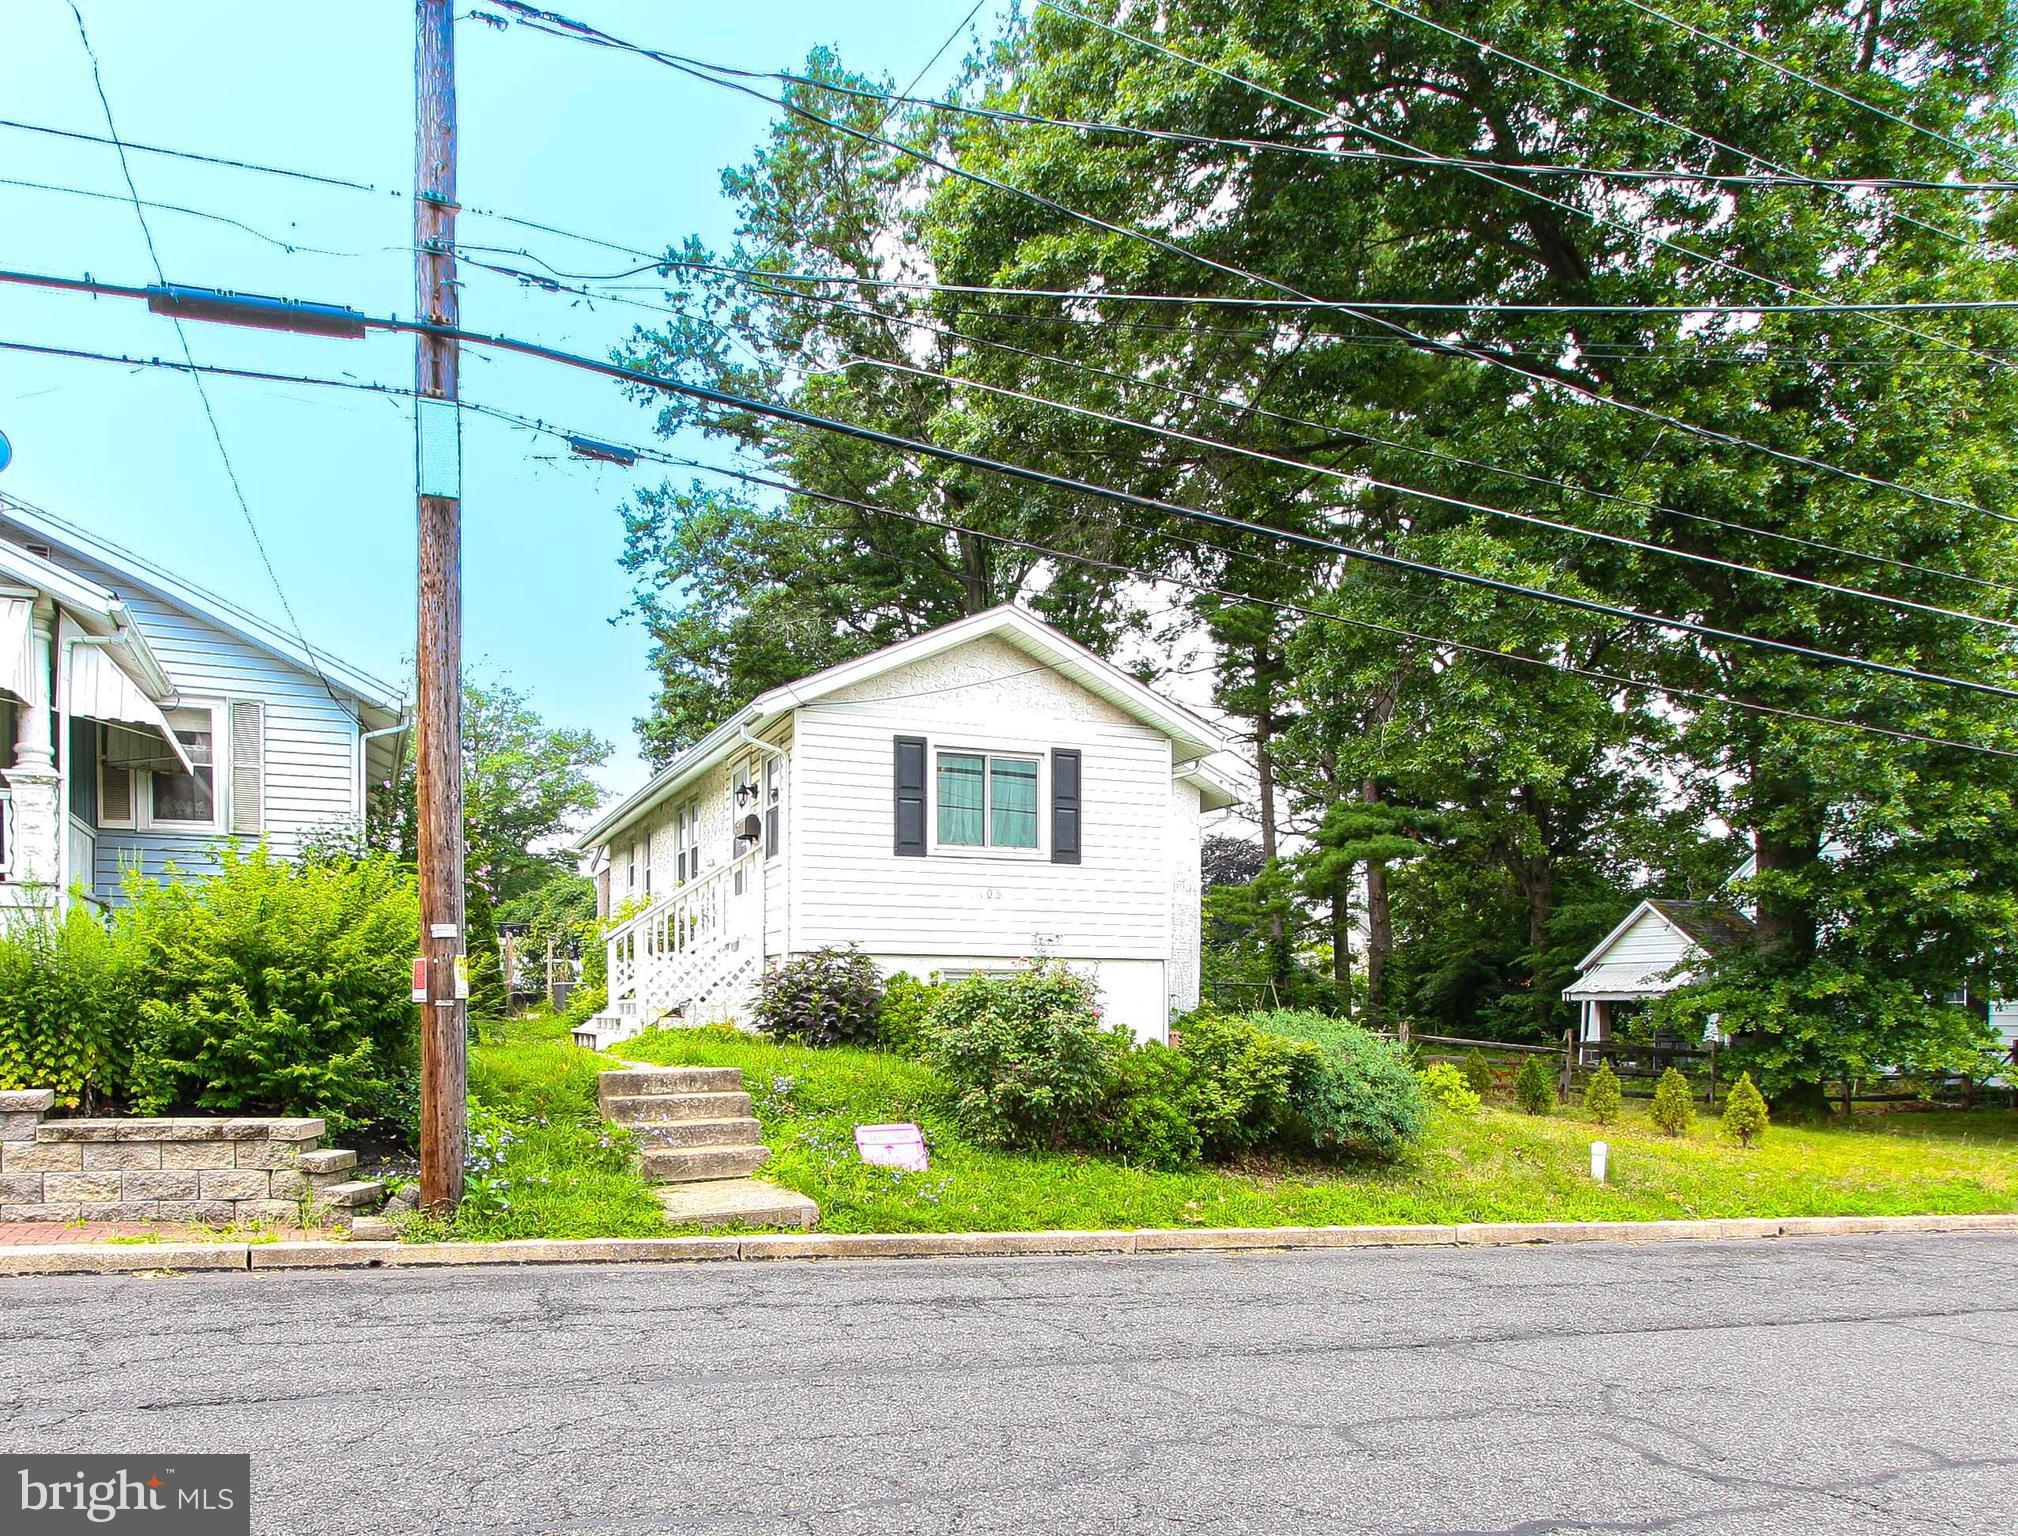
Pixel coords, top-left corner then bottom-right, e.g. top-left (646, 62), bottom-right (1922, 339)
top-left (0, 494), bottom-right (404, 909)
top-left (1565, 887), bottom-right (2018, 1060)
top-left (574, 605), bottom-right (1239, 1047)
top-left (1563, 897), bottom-right (1753, 1047)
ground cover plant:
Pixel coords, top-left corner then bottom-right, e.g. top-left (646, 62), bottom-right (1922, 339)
top-left (614, 1026), bottom-right (2018, 1235)
top-left (394, 1012), bottom-right (666, 1242)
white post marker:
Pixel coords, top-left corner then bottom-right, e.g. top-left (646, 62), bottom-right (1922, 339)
top-left (1591, 1140), bottom-right (1609, 1184)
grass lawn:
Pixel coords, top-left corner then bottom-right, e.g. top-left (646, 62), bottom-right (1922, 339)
top-left (616, 1026), bottom-right (2018, 1234)
top-left (392, 1013), bottom-right (668, 1243)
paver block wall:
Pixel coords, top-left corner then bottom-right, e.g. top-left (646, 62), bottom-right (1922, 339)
top-left (0, 1090), bottom-right (359, 1224)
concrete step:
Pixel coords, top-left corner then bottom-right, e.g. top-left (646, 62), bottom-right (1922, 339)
top-left (655, 1177), bottom-right (818, 1231)
top-left (598, 1066), bottom-right (745, 1100)
top-left (313, 1179), bottom-right (383, 1211)
top-left (602, 1090), bottom-right (753, 1124)
top-left (639, 1144), bottom-right (769, 1183)
top-left (298, 1149), bottom-right (356, 1176)
top-left (630, 1117), bottom-right (762, 1150)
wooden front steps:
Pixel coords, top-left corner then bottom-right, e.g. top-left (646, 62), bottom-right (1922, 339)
top-left (598, 1063), bottom-right (818, 1231)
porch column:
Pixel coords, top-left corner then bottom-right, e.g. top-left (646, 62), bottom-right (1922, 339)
top-left (3, 599), bottom-right (61, 893)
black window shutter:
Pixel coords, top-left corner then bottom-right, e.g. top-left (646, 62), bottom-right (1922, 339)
top-left (893, 736), bottom-right (928, 856)
top-left (1051, 748), bottom-right (1082, 864)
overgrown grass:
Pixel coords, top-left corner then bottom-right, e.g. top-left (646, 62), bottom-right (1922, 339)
top-left (394, 1013), bottom-right (668, 1242)
top-left (618, 1026), bottom-right (2018, 1233)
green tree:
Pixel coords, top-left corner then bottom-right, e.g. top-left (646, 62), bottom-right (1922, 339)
top-left (1583, 1060), bottom-right (1622, 1126)
top-left (377, 672), bottom-right (611, 907)
top-left (1721, 1071), bottom-right (1771, 1147)
top-left (1651, 1067), bottom-right (1696, 1137)
top-left (1514, 1054), bottom-right (1556, 1114)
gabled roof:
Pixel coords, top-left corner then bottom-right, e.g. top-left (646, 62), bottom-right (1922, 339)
top-left (1566, 897), bottom-right (1754, 1000)
top-left (578, 605), bottom-right (1234, 850)
top-left (0, 494), bottom-right (403, 715)
top-left (1646, 898), bottom-right (1754, 954)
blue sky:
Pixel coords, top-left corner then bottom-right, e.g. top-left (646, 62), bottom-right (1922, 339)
top-left (0, 1), bottom-right (1002, 794)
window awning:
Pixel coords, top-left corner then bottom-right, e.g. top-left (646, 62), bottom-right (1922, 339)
top-left (0, 595), bottom-right (30, 703)
top-left (1562, 960), bottom-right (1694, 1002)
top-left (58, 615), bottom-right (195, 774)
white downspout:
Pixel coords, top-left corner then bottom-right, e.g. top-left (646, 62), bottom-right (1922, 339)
top-left (358, 720), bottom-right (410, 834)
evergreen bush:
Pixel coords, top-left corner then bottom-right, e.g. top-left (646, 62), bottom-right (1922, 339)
top-left (1583, 1060), bottom-right (1622, 1125)
top-left (1095, 1045), bottom-right (1204, 1171)
top-left (752, 945), bottom-right (884, 1048)
top-left (1173, 1008), bottom-right (1304, 1157)
top-left (1651, 1066), bottom-right (1696, 1136)
top-left (1721, 1071), bottom-right (1770, 1147)
top-left (1418, 1060), bottom-right (1482, 1115)
top-left (876, 971), bottom-right (947, 1058)
top-left (1250, 1010), bottom-right (1426, 1162)
top-left (925, 963), bottom-right (1128, 1149)
top-left (1514, 1054), bottom-right (1556, 1114)
top-left (1461, 1048), bottom-right (1496, 1102)
top-left (123, 844), bottom-right (419, 1136)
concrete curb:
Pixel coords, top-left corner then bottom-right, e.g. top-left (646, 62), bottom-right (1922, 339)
top-left (2, 1211), bottom-right (2015, 1276)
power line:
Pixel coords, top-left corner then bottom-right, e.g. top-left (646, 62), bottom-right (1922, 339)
top-left (459, 246), bottom-right (2018, 607)
top-left (18, 319), bottom-right (2007, 756)
top-left (1360, 0), bottom-right (1982, 252)
top-left (0, 114), bottom-right (386, 193)
top-left (490, 3), bottom-right (2015, 523)
top-left (472, 410), bottom-right (2018, 761)
top-left (825, 354), bottom-right (2018, 635)
top-left (11, 262), bottom-right (2009, 701)
top-left (514, 18), bottom-right (2018, 197)
top-left (62, 3), bottom-right (349, 715)
top-left (0, 172), bottom-right (370, 256)
top-left (1610, 0), bottom-right (2018, 178)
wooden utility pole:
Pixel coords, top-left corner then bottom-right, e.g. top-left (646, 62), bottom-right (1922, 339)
top-left (414, 0), bottom-right (466, 1212)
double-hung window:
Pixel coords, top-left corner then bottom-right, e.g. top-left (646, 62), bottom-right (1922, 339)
top-left (100, 705), bottom-right (221, 832)
top-left (151, 707), bottom-right (218, 827)
top-left (935, 750), bottom-right (1039, 851)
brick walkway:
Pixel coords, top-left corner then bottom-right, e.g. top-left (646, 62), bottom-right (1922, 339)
top-left (0, 1220), bottom-right (327, 1246)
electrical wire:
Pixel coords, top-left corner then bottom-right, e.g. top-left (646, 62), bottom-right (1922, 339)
top-left (486, 3), bottom-right (2016, 523)
top-left (1360, 0), bottom-right (1983, 251)
top-left (1610, 0), bottom-right (2018, 178)
top-left (17, 321), bottom-right (2008, 757)
top-left (0, 172), bottom-right (370, 257)
top-left (63, 3), bottom-right (350, 714)
top-left (458, 249), bottom-right (2018, 606)
top-left (471, 408), bottom-right (2018, 761)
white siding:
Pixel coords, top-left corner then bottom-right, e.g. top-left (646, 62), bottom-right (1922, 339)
top-left (1595, 909), bottom-right (1694, 973)
top-left (47, 552), bottom-right (365, 898)
top-left (788, 634), bottom-right (1182, 1033)
top-left (1167, 778), bottom-right (1202, 1014)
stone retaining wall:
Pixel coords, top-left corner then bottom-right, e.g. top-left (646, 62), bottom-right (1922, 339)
top-left (0, 1090), bottom-right (366, 1225)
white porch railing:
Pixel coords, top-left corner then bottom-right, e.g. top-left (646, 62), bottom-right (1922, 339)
top-left (0, 788), bottom-right (13, 882)
top-left (604, 846), bottom-right (764, 1033)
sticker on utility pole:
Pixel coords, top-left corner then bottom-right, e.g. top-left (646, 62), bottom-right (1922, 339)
top-left (453, 954), bottom-right (471, 1000)
top-left (411, 957), bottom-right (429, 1003)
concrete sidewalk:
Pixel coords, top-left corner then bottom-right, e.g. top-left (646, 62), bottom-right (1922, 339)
top-left (2, 1209), bottom-right (2014, 1275)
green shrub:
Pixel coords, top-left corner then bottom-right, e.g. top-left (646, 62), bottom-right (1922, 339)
top-left (0, 906), bottom-right (142, 1109)
top-left (123, 844), bottom-right (419, 1136)
top-left (1651, 1066), bottom-right (1696, 1136)
top-left (925, 963), bottom-right (1129, 1149)
top-left (1095, 1045), bottom-right (1204, 1171)
top-left (1583, 1060), bottom-right (1622, 1125)
top-left (877, 971), bottom-right (947, 1058)
top-left (1461, 1048), bottom-right (1496, 1102)
top-left (1251, 1010), bottom-right (1426, 1163)
top-left (1514, 1054), bottom-right (1556, 1114)
top-left (1173, 1009), bottom-right (1304, 1157)
top-left (463, 881), bottom-right (509, 1025)
top-left (1721, 1071), bottom-right (1770, 1147)
top-left (752, 945), bottom-right (884, 1047)
top-left (1418, 1060), bottom-right (1482, 1115)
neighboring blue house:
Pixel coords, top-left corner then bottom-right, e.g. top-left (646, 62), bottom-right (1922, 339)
top-left (0, 493), bottom-right (404, 909)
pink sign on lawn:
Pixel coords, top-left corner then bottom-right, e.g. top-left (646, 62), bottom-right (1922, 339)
top-left (854, 1122), bottom-right (929, 1172)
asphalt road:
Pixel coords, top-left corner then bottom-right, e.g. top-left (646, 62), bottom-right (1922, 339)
top-left (3, 1233), bottom-right (2014, 1535)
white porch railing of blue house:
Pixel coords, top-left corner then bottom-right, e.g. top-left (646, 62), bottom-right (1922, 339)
top-left (604, 845), bottom-right (764, 1033)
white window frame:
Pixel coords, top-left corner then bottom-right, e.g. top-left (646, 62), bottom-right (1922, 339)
top-left (137, 698), bottom-right (226, 834)
top-left (929, 744), bottom-right (1045, 859)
